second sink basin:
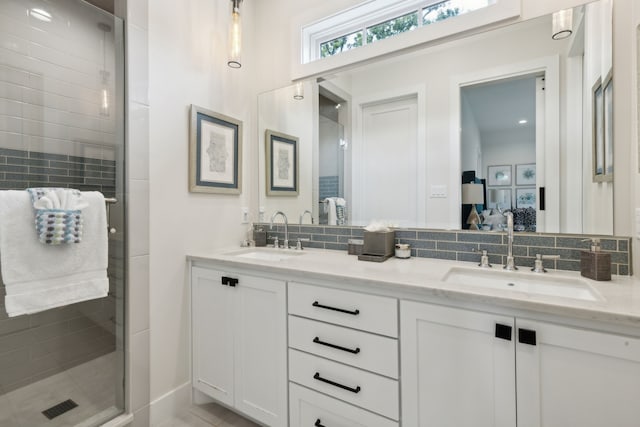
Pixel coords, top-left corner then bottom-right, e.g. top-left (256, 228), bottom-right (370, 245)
top-left (443, 267), bottom-right (604, 302)
top-left (225, 248), bottom-right (305, 262)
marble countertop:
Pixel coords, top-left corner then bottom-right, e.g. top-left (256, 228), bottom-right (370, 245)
top-left (188, 247), bottom-right (640, 328)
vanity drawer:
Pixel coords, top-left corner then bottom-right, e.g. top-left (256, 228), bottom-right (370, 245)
top-left (289, 349), bottom-right (399, 420)
top-left (289, 315), bottom-right (398, 378)
top-left (289, 383), bottom-right (398, 427)
top-left (288, 282), bottom-right (398, 338)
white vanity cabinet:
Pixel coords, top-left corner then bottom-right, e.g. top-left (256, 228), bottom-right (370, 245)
top-left (401, 300), bottom-right (640, 427)
top-left (191, 266), bottom-right (287, 427)
top-left (288, 282), bottom-right (399, 427)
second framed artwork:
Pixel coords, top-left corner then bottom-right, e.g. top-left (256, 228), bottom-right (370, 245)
top-left (265, 129), bottom-right (299, 196)
top-left (516, 163), bottom-right (536, 186)
top-left (487, 165), bottom-right (512, 186)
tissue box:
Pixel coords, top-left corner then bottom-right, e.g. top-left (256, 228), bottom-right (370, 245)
top-left (363, 231), bottom-right (395, 257)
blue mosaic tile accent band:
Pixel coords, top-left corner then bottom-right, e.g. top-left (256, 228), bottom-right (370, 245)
top-left (260, 224), bottom-right (633, 276)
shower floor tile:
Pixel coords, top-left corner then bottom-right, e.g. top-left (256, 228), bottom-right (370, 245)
top-left (1, 352), bottom-right (118, 427)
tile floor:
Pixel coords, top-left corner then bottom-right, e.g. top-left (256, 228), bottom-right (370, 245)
top-left (0, 352), bottom-right (120, 427)
top-left (157, 402), bottom-right (260, 427)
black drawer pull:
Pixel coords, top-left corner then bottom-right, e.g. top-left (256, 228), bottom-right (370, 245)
top-left (495, 323), bottom-right (512, 341)
top-left (312, 301), bottom-right (360, 316)
top-left (313, 372), bottom-right (361, 394)
top-left (221, 276), bottom-right (238, 287)
top-left (313, 337), bottom-right (361, 354)
top-left (518, 328), bottom-right (537, 346)
top-left (314, 419), bottom-right (325, 427)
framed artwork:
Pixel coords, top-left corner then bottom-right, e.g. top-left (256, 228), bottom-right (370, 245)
top-left (516, 187), bottom-right (536, 209)
top-left (487, 188), bottom-right (511, 209)
top-left (592, 78), bottom-right (606, 182)
top-left (603, 72), bottom-right (613, 180)
top-left (516, 163), bottom-right (536, 186)
top-left (189, 105), bottom-right (242, 194)
top-left (487, 165), bottom-right (512, 186)
top-left (266, 129), bottom-right (299, 196)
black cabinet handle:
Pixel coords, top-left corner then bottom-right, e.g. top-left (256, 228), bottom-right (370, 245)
top-left (313, 337), bottom-right (361, 354)
top-left (495, 323), bottom-right (512, 341)
top-left (221, 276), bottom-right (239, 287)
top-left (314, 419), bottom-right (325, 427)
top-left (313, 372), bottom-right (361, 394)
top-left (312, 301), bottom-right (360, 316)
top-left (518, 328), bottom-right (537, 346)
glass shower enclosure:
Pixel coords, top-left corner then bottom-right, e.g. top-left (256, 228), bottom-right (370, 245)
top-left (0, 0), bottom-right (126, 425)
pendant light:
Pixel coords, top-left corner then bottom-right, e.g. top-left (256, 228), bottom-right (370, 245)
top-left (98, 22), bottom-right (112, 116)
top-left (293, 82), bottom-right (304, 100)
top-left (228, 0), bottom-right (242, 68)
top-left (551, 8), bottom-right (573, 40)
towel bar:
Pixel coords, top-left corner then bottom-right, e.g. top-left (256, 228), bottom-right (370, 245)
top-left (104, 198), bottom-right (117, 234)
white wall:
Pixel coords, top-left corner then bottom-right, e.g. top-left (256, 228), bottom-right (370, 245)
top-left (460, 95), bottom-right (482, 174)
top-left (582, 0), bottom-right (614, 235)
top-left (148, 0), bottom-right (257, 407)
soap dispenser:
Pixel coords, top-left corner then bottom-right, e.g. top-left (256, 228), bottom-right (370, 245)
top-left (580, 238), bottom-right (611, 281)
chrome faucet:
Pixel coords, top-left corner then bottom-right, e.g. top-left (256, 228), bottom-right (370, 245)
top-left (504, 212), bottom-right (517, 271)
top-left (270, 211), bottom-right (289, 249)
top-left (299, 210), bottom-right (313, 225)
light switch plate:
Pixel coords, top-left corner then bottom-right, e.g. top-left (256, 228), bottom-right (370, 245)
top-left (259, 206), bottom-right (265, 223)
top-left (635, 208), bottom-right (640, 240)
top-left (430, 185), bottom-right (447, 198)
top-left (241, 207), bottom-right (249, 224)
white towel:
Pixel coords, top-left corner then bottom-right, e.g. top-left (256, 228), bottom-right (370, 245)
top-left (323, 198), bottom-right (337, 225)
top-left (0, 190), bottom-right (109, 317)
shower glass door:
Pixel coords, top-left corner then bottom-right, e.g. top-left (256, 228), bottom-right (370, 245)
top-left (0, 0), bottom-right (125, 425)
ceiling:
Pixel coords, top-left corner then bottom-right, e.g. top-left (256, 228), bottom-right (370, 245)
top-left (461, 75), bottom-right (537, 134)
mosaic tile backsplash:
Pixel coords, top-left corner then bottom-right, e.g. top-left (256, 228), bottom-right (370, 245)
top-left (0, 148), bottom-right (116, 197)
top-left (259, 224), bottom-right (633, 276)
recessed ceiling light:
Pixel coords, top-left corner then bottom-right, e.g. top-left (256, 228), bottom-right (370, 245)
top-left (518, 119), bottom-right (528, 125)
top-left (30, 8), bottom-right (52, 22)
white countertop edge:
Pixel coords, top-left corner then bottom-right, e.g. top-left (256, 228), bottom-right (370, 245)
top-left (187, 247), bottom-right (640, 330)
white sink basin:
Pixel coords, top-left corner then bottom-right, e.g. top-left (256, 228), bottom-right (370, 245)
top-left (225, 248), bottom-right (305, 262)
top-left (443, 267), bottom-right (604, 302)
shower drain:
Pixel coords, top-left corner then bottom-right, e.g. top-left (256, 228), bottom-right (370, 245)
top-left (42, 399), bottom-right (78, 420)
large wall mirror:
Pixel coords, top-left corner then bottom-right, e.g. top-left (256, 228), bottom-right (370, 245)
top-left (258, 0), bottom-right (614, 235)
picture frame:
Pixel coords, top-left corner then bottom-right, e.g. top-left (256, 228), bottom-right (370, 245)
top-left (265, 129), bottom-right (299, 196)
top-left (189, 105), bottom-right (242, 194)
top-left (487, 165), bottom-right (512, 186)
top-left (515, 163), bottom-right (536, 186)
top-left (486, 188), bottom-right (511, 210)
top-left (592, 78), bottom-right (606, 182)
top-left (516, 187), bottom-right (536, 209)
top-left (603, 71), bottom-right (613, 180)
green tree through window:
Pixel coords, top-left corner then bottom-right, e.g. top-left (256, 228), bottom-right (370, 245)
top-left (320, 31), bottom-right (363, 58)
top-left (367, 12), bottom-right (418, 43)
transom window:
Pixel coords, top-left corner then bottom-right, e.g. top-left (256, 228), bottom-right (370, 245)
top-left (310, 0), bottom-right (495, 61)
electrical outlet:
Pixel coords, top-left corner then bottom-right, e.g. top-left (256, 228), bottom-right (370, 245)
top-left (241, 207), bottom-right (249, 224)
top-left (259, 206), bottom-right (265, 222)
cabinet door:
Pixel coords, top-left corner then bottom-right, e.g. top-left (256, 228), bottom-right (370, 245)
top-left (191, 267), bottom-right (235, 406)
top-left (234, 274), bottom-right (287, 427)
top-left (516, 319), bottom-right (640, 427)
top-left (401, 301), bottom-right (516, 427)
